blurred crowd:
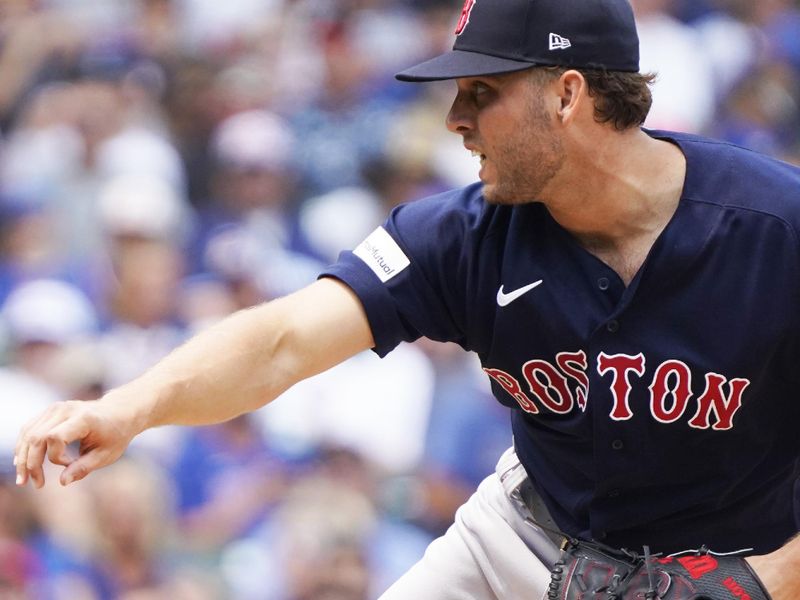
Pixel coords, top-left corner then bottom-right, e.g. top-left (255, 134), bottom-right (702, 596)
top-left (0, 0), bottom-right (798, 598)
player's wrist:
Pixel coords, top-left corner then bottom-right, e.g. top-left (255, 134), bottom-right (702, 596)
top-left (746, 536), bottom-right (800, 600)
top-left (101, 382), bottom-right (162, 437)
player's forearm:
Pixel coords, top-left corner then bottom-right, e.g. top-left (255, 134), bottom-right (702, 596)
top-left (105, 279), bottom-right (373, 434)
top-left (108, 302), bottom-right (295, 432)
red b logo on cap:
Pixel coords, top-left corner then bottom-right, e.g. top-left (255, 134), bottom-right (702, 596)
top-left (455, 0), bottom-right (476, 35)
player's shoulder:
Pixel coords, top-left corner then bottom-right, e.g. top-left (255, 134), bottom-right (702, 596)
top-left (650, 129), bottom-right (800, 225)
top-left (388, 181), bottom-right (510, 243)
top-left (393, 182), bottom-right (488, 220)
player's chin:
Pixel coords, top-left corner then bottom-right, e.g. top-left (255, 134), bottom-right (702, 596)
top-left (481, 183), bottom-right (534, 205)
top-left (480, 167), bottom-right (537, 204)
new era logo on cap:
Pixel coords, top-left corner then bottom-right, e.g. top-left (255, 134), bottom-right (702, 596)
top-left (549, 33), bottom-right (571, 50)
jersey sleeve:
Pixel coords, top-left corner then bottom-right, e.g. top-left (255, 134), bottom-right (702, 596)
top-left (320, 185), bottom-right (487, 357)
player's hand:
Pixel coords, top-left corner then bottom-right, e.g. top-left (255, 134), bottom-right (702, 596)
top-left (14, 398), bottom-right (140, 489)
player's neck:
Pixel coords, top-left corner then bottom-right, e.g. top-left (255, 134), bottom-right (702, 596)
top-left (542, 130), bottom-right (686, 284)
top-left (543, 131), bottom-right (684, 241)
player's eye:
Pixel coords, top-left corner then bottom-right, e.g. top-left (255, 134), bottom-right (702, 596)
top-left (454, 79), bottom-right (496, 108)
top-left (472, 82), bottom-right (490, 96)
top-left (470, 81), bottom-right (495, 106)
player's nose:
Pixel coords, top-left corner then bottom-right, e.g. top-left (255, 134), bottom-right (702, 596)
top-left (446, 92), bottom-right (475, 134)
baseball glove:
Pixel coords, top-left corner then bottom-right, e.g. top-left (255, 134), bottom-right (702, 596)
top-left (547, 538), bottom-right (772, 599)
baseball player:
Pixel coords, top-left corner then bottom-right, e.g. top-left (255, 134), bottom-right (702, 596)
top-left (13, 0), bottom-right (800, 598)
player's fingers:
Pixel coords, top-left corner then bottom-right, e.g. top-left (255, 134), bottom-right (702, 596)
top-left (40, 406), bottom-right (87, 469)
top-left (59, 447), bottom-right (110, 486)
top-left (15, 411), bottom-right (59, 487)
top-left (48, 415), bottom-right (122, 486)
top-left (16, 402), bottom-right (83, 488)
top-left (24, 412), bottom-right (73, 489)
top-left (45, 430), bottom-right (76, 468)
top-left (15, 412), bottom-right (46, 486)
top-left (23, 435), bottom-right (50, 489)
top-left (14, 437), bottom-right (30, 487)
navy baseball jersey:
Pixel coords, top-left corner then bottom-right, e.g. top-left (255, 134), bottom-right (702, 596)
top-left (320, 130), bottom-right (800, 555)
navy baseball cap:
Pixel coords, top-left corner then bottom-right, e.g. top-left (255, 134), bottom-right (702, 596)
top-left (396, 0), bottom-right (640, 82)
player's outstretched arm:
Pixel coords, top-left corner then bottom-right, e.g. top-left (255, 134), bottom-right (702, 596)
top-left (747, 534), bottom-right (800, 599)
top-left (14, 278), bottom-right (374, 489)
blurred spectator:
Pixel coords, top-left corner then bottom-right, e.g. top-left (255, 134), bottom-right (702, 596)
top-left (97, 174), bottom-right (194, 248)
top-left (0, 471), bottom-right (43, 598)
top-left (632, 0), bottom-right (716, 131)
top-left (131, 0), bottom-right (184, 62)
top-left (0, 278), bottom-right (97, 384)
top-left (220, 447), bottom-right (432, 600)
top-left (196, 109), bottom-right (324, 298)
top-left (2, 0), bottom-right (800, 596)
top-left (286, 10), bottom-right (421, 195)
top-left (413, 342), bottom-right (512, 535)
top-left (277, 479), bottom-right (373, 600)
top-left (98, 238), bottom-right (186, 388)
top-left (170, 414), bottom-right (289, 554)
top-left (0, 278), bottom-right (103, 600)
top-left (95, 235), bottom-right (188, 462)
top-left (1, 75), bottom-right (186, 267)
top-left (259, 341), bottom-right (436, 475)
top-left (31, 457), bottom-right (221, 599)
top-left (671, 0), bottom-right (718, 22)
top-left (739, 0), bottom-right (800, 72)
top-left (93, 171), bottom-right (191, 371)
top-left (381, 80), bottom-right (481, 189)
top-left (298, 186), bottom-right (384, 263)
top-left (0, 195), bottom-right (88, 307)
top-left (0, 1), bottom-right (83, 129)
top-left (208, 109), bottom-right (296, 208)
top-left (0, 279), bottom-right (99, 457)
top-left (176, 0), bottom-right (286, 55)
top-left (176, 274), bottom-right (241, 334)
top-left (27, 461), bottom-right (119, 600)
top-left (26, 463), bottom-right (223, 600)
top-left (710, 62), bottom-right (800, 161)
top-left (0, 368), bottom-right (59, 461)
top-left (96, 129), bottom-right (187, 197)
top-left (85, 458), bottom-right (178, 597)
top-left (692, 6), bottom-right (761, 100)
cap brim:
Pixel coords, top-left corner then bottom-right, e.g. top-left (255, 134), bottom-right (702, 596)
top-left (395, 50), bottom-right (536, 82)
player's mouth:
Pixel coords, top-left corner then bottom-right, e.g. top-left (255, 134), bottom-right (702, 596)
top-left (470, 149), bottom-right (491, 183)
top-left (470, 149), bottom-right (487, 166)
top-left (465, 143), bottom-right (490, 181)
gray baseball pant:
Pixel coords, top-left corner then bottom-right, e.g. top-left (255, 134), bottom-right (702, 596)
top-left (378, 446), bottom-right (562, 600)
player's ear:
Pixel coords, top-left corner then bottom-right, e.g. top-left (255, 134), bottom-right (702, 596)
top-left (555, 70), bottom-right (587, 125)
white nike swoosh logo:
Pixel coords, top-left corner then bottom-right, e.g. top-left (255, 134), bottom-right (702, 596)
top-left (496, 280), bottom-right (543, 307)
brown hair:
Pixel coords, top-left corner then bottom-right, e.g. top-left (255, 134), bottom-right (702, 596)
top-left (535, 67), bottom-right (657, 131)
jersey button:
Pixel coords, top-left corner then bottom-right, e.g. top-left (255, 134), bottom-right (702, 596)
top-left (598, 277), bottom-right (610, 291)
top-left (611, 439), bottom-right (624, 451)
top-left (606, 320), bottom-right (620, 333)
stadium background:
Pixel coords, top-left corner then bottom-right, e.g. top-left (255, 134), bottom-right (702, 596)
top-left (0, 0), bottom-right (798, 597)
